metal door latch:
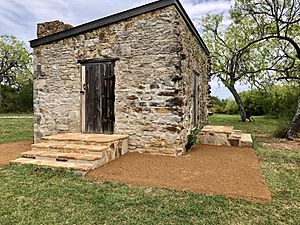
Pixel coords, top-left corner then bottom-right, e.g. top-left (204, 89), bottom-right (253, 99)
top-left (80, 84), bottom-right (86, 94)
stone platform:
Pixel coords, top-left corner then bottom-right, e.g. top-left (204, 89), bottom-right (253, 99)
top-left (11, 133), bottom-right (129, 174)
top-left (198, 126), bottom-right (253, 147)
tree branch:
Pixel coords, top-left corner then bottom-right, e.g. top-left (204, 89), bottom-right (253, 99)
top-left (237, 35), bottom-right (300, 60)
top-left (276, 76), bottom-right (300, 81)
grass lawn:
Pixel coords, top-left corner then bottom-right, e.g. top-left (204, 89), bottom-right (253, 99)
top-left (0, 114), bottom-right (33, 144)
top-left (0, 113), bottom-right (33, 117)
top-left (0, 114), bottom-right (299, 224)
top-left (208, 114), bottom-right (279, 138)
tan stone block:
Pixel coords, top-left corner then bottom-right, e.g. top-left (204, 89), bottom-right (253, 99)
top-left (198, 134), bottom-right (205, 144)
top-left (124, 21), bottom-right (133, 30)
top-left (121, 139), bottom-right (129, 155)
top-left (155, 107), bottom-right (170, 113)
top-left (233, 130), bottom-right (242, 135)
top-left (214, 133), bottom-right (230, 146)
top-left (73, 164), bottom-right (94, 171)
top-left (231, 134), bottom-right (242, 139)
top-left (205, 134), bottom-right (216, 145)
top-left (57, 125), bottom-right (69, 131)
top-left (126, 95), bottom-right (139, 100)
top-left (153, 140), bottom-right (167, 147)
top-left (240, 133), bottom-right (253, 147)
top-left (165, 126), bottom-right (180, 133)
top-left (133, 107), bottom-right (142, 113)
top-left (106, 149), bottom-right (116, 162)
top-left (202, 126), bottom-right (234, 134)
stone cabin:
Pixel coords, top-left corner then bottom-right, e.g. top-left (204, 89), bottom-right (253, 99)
top-left (30, 0), bottom-right (210, 156)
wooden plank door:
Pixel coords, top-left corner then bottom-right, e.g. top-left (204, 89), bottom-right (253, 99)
top-left (82, 62), bottom-right (115, 134)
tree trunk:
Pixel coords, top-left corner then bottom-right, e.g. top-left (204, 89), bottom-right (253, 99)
top-left (286, 93), bottom-right (300, 140)
top-left (227, 85), bottom-right (248, 121)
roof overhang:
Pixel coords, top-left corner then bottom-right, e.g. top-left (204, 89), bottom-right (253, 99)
top-left (29, 0), bottom-right (209, 55)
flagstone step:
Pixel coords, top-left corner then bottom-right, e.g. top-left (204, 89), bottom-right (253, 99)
top-left (198, 125), bottom-right (253, 147)
top-left (201, 125), bottom-right (234, 134)
top-left (10, 158), bottom-right (94, 172)
top-left (21, 150), bottom-right (102, 161)
top-left (11, 133), bottom-right (129, 173)
top-left (42, 133), bottom-right (128, 145)
top-left (31, 142), bottom-right (109, 153)
top-left (240, 133), bottom-right (253, 147)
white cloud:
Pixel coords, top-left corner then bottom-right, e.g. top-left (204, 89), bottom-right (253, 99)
top-left (182, 0), bottom-right (233, 18)
top-left (0, 0), bottom-right (75, 43)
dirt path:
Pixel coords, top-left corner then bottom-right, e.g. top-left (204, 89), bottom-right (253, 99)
top-left (0, 141), bottom-right (272, 201)
top-left (262, 138), bottom-right (300, 152)
top-left (86, 144), bottom-right (272, 202)
top-left (0, 141), bottom-right (32, 166)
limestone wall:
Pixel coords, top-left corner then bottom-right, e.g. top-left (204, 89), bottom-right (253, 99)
top-left (176, 11), bottom-right (210, 145)
top-left (33, 5), bottom-right (209, 156)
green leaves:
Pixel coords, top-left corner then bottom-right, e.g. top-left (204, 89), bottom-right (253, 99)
top-left (0, 35), bottom-right (32, 86)
top-left (234, 0), bottom-right (300, 60)
top-left (200, 0), bottom-right (300, 90)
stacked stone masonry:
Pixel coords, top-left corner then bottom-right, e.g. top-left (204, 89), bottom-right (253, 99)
top-left (37, 20), bottom-right (73, 38)
top-left (33, 5), bottom-right (210, 156)
top-left (198, 126), bottom-right (253, 147)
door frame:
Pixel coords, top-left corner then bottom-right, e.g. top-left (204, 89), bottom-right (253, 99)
top-left (80, 64), bottom-right (86, 133)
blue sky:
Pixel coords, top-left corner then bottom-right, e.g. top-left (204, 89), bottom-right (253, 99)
top-left (0, 0), bottom-right (244, 99)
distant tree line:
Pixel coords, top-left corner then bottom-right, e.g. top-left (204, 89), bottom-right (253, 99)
top-left (211, 85), bottom-right (299, 118)
top-left (0, 81), bottom-right (33, 113)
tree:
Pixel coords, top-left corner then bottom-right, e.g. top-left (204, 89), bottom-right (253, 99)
top-left (232, 0), bottom-right (300, 139)
top-left (201, 15), bottom-right (252, 121)
top-left (0, 35), bottom-right (32, 85)
top-left (232, 0), bottom-right (300, 60)
top-left (210, 96), bottom-right (227, 114)
top-left (0, 35), bottom-right (32, 104)
top-left (200, 15), bottom-right (291, 121)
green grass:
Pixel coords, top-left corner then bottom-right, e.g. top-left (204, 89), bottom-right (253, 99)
top-left (208, 114), bottom-right (278, 138)
top-left (0, 113), bottom-right (33, 117)
top-left (0, 114), bottom-right (299, 224)
top-left (0, 148), bottom-right (299, 225)
top-left (0, 114), bottom-right (33, 144)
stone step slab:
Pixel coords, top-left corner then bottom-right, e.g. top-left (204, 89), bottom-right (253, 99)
top-left (41, 133), bottom-right (129, 145)
top-left (240, 133), bottom-right (253, 147)
top-left (198, 125), bottom-right (253, 147)
top-left (31, 142), bottom-right (109, 153)
top-left (11, 133), bottom-right (129, 173)
top-left (233, 130), bottom-right (242, 136)
top-left (21, 150), bottom-right (102, 161)
top-left (201, 125), bottom-right (234, 134)
top-left (10, 158), bottom-right (94, 172)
